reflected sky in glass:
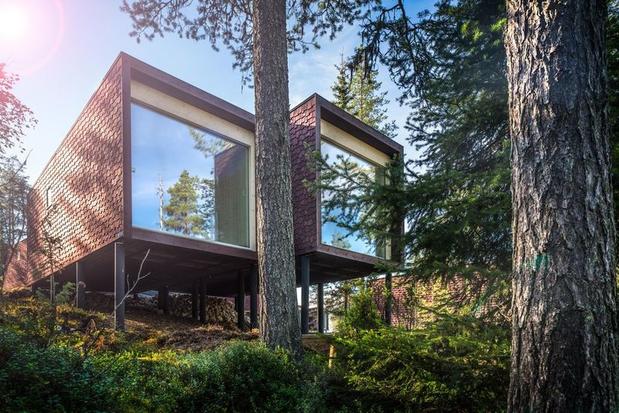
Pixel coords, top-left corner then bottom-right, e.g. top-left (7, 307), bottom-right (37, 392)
top-left (320, 140), bottom-right (384, 258)
top-left (131, 103), bottom-right (249, 247)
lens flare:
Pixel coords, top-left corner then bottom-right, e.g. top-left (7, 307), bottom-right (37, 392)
top-left (0, 2), bottom-right (28, 42)
top-left (0, 0), bottom-right (65, 76)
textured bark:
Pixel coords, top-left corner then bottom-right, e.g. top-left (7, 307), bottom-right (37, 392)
top-left (506, 1), bottom-right (618, 411)
top-left (252, 0), bottom-right (301, 354)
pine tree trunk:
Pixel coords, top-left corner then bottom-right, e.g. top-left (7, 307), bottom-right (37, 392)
top-left (252, 0), bottom-right (301, 355)
top-left (506, 1), bottom-right (618, 411)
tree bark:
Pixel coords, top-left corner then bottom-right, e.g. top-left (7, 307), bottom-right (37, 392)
top-left (506, 1), bottom-right (618, 411)
top-left (252, 0), bottom-right (301, 354)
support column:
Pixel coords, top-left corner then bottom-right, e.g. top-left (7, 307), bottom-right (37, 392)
top-left (249, 265), bottom-right (258, 329)
top-left (237, 270), bottom-right (245, 330)
top-left (325, 309), bottom-right (329, 331)
top-left (114, 242), bottom-right (125, 331)
top-left (75, 261), bottom-right (85, 309)
top-left (384, 272), bottom-right (392, 326)
top-left (199, 278), bottom-right (207, 323)
top-left (159, 285), bottom-right (170, 315)
top-left (301, 255), bottom-right (310, 334)
top-left (49, 274), bottom-right (56, 304)
top-left (317, 283), bottom-right (325, 333)
top-left (191, 280), bottom-right (199, 321)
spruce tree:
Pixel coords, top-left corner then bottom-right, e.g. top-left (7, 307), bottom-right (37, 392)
top-left (163, 170), bottom-right (204, 236)
top-left (332, 55), bottom-right (353, 111)
top-left (317, 1), bottom-right (511, 315)
top-left (330, 55), bottom-right (397, 137)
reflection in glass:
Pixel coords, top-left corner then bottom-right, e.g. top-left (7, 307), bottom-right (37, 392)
top-left (320, 140), bottom-right (386, 258)
top-left (131, 103), bottom-right (249, 247)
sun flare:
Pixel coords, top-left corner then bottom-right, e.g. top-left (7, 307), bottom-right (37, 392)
top-left (0, 2), bottom-right (28, 43)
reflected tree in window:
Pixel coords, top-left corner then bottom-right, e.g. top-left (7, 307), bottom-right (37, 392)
top-left (330, 231), bottom-right (352, 250)
top-left (162, 170), bottom-right (203, 236)
top-left (131, 103), bottom-right (250, 247)
top-left (190, 128), bottom-right (220, 239)
top-left (319, 140), bottom-right (386, 258)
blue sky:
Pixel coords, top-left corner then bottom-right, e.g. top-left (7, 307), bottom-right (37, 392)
top-left (1, 0), bottom-right (435, 183)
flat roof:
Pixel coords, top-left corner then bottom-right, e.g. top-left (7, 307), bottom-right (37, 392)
top-left (291, 93), bottom-right (404, 158)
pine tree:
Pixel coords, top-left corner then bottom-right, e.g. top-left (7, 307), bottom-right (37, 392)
top-left (506, 0), bottom-right (617, 409)
top-left (331, 54), bottom-right (397, 137)
top-left (163, 170), bottom-right (204, 236)
top-left (332, 54), bottom-right (353, 111)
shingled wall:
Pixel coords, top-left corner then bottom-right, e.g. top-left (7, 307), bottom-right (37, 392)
top-left (2, 240), bottom-right (28, 291)
top-left (289, 96), bottom-right (319, 255)
top-left (26, 58), bottom-right (125, 285)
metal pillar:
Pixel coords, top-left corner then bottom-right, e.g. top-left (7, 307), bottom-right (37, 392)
top-left (75, 261), bottom-right (85, 308)
top-left (317, 283), bottom-right (325, 333)
top-left (325, 309), bottom-right (329, 331)
top-left (191, 280), bottom-right (199, 320)
top-left (237, 271), bottom-right (245, 330)
top-left (199, 278), bottom-right (207, 323)
top-left (301, 255), bottom-right (310, 334)
top-left (159, 285), bottom-right (170, 315)
top-left (114, 242), bottom-right (125, 331)
top-left (384, 272), bottom-right (393, 326)
top-left (249, 265), bottom-right (258, 329)
top-left (49, 274), bottom-right (55, 304)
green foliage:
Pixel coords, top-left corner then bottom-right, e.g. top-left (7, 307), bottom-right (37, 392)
top-left (333, 318), bottom-right (510, 412)
top-left (92, 342), bottom-right (323, 412)
top-left (163, 170), bottom-right (204, 236)
top-left (318, 0), bottom-right (512, 312)
top-left (0, 319), bottom-right (329, 413)
top-left (0, 327), bottom-right (111, 412)
top-left (0, 64), bottom-right (36, 153)
top-left (0, 155), bottom-right (29, 281)
top-left (332, 54), bottom-right (353, 111)
top-left (56, 282), bottom-right (76, 305)
top-left (34, 281), bottom-right (76, 306)
top-left (176, 342), bottom-right (324, 412)
top-left (337, 286), bottom-right (382, 335)
top-left (333, 0), bottom-right (619, 312)
top-left (402, 0), bottom-right (511, 288)
top-left (0, 294), bottom-right (512, 412)
top-left (331, 54), bottom-right (397, 137)
top-left (121, 0), bottom-right (376, 84)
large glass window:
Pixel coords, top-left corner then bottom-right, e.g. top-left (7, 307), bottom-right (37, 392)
top-left (320, 139), bottom-right (386, 258)
top-left (131, 103), bottom-right (250, 247)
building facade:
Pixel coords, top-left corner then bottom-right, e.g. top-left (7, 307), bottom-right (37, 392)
top-left (3, 53), bottom-right (403, 332)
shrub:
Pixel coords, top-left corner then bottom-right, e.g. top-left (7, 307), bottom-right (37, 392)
top-left (88, 341), bottom-right (329, 413)
top-left (0, 294), bottom-right (510, 412)
top-left (333, 318), bottom-right (510, 412)
top-left (0, 327), bottom-right (112, 412)
top-left (337, 286), bottom-right (383, 335)
top-left (176, 341), bottom-right (324, 412)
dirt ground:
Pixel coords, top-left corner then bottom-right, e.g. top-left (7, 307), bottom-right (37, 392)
top-left (2, 294), bottom-right (329, 354)
top-left (122, 308), bottom-right (259, 351)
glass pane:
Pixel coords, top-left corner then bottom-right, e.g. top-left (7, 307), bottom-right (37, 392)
top-left (131, 103), bottom-right (249, 247)
top-left (320, 140), bottom-right (385, 258)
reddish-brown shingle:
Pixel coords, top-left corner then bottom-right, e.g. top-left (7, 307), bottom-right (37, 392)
top-left (26, 58), bottom-right (124, 286)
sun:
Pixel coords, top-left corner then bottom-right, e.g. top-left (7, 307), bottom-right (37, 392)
top-left (0, 2), bottom-right (28, 43)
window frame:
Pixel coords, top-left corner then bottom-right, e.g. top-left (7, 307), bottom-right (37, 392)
top-left (129, 98), bottom-right (254, 250)
top-left (319, 136), bottom-right (390, 259)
